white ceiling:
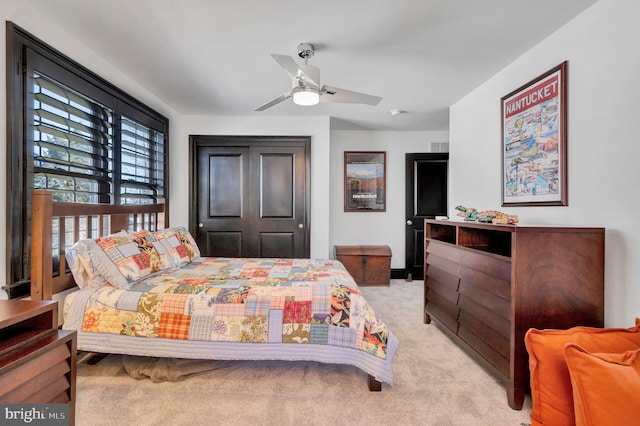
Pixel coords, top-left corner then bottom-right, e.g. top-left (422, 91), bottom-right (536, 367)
top-left (23, 0), bottom-right (598, 131)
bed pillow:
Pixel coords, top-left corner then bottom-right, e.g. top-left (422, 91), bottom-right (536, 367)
top-left (525, 319), bottom-right (640, 426)
top-left (564, 344), bottom-right (640, 426)
top-left (87, 230), bottom-right (173, 289)
top-left (153, 226), bottom-right (201, 267)
top-left (65, 230), bottom-right (127, 289)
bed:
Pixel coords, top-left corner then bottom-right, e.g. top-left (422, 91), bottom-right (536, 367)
top-left (30, 190), bottom-right (398, 390)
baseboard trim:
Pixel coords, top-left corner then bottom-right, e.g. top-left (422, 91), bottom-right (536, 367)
top-left (390, 269), bottom-right (406, 280)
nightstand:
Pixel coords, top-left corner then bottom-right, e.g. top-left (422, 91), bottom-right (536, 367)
top-left (0, 300), bottom-right (77, 424)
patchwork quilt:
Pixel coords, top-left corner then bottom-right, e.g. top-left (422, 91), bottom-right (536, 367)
top-left (68, 257), bottom-right (392, 360)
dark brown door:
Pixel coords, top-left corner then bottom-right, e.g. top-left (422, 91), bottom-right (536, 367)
top-left (191, 136), bottom-right (310, 258)
top-left (405, 153), bottom-right (448, 280)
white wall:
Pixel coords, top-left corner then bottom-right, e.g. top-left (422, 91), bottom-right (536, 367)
top-left (330, 131), bottom-right (448, 269)
top-left (170, 115), bottom-right (332, 259)
top-left (449, 0), bottom-right (640, 327)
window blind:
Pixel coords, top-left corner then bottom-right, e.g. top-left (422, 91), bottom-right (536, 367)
top-left (120, 116), bottom-right (165, 204)
top-left (33, 72), bottom-right (113, 203)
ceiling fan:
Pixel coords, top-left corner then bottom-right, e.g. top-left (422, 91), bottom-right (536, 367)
top-left (255, 43), bottom-right (382, 111)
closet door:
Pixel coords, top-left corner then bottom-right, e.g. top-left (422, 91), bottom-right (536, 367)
top-left (248, 145), bottom-right (308, 258)
top-left (195, 145), bottom-right (250, 257)
top-left (192, 136), bottom-right (310, 258)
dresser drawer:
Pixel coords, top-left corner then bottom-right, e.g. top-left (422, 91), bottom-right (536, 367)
top-left (458, 324), bottom-right (509, 378)
top-left (458, 301), bottom-right (511, 346)
top-left (426, 265), bottom-right (459, 303)
top-left (458, 285), bottom-right (511, 322)
top-left (426, 253), bottom-right (459, 278)
top-left (425, 290), bottom-right (459, 333)
top-left (459, 267), bottom-right (510, 302)
top-left (426, 240), bottom-right (461, 264)
top-left (458, 244), bottom-right (511, 272)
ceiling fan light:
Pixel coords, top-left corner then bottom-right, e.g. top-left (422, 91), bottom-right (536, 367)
top-left (292, 87), bottom-right (319, 106)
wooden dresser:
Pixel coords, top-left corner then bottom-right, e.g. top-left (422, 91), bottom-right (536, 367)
top-left (0, 300), bottom-right (77, 424)
top-left (423, 219), bottom-right (604, 410)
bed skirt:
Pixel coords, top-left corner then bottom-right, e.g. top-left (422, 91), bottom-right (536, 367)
top-left (74, 331), bottom-right (398, 385)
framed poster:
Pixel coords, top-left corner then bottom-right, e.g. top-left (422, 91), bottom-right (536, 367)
top-left (344, 151), bottom-right (386, 211)
top-left (501, 61), bottom-right (568, 206)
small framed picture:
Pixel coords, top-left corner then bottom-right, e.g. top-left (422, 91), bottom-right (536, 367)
top-left (344, 151), bottom-right (386, 212)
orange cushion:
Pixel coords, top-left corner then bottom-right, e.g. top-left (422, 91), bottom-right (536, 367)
top-left (564, 344), bottom-right (640, 426)
top-left (524, 319), bottom-right (640, 426)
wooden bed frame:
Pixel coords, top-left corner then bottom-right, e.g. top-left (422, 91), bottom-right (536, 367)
top-left (30, 189), bottom-right (167, 301)
top-left (29, 189), bottom-right (384, 391)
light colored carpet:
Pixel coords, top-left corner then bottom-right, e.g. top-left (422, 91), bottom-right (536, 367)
top-left (75, 280), bottom-right (532, 425)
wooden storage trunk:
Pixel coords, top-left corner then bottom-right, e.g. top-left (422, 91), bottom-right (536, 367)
top-left (334, 245), bottom-right (391, 286)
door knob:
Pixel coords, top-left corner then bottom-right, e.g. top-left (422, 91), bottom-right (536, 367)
top-left (298, 223), bottom-right (304, 229)
top-left (406, 220), bottom-right (413, 225)
top-left (198, 223), bottom-right (204, 228)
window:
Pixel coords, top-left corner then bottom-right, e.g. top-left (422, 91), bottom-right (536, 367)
top-left (5, 22), bottom-right (169, 298)
top-left (33, 72), bottom-right (113, 204)
top-left (120, 115), bottom-right (165, 204)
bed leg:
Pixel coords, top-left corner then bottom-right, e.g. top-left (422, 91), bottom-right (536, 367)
top-left (77, 351), bottom-right (108, 365)
top-left (368, 375), bottom-right (382, 391)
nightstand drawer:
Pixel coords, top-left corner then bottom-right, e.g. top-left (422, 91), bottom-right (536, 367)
top-left (0, 300), bottom-right (77, 424)
top-left (0, 334), bottom-right (73, 402)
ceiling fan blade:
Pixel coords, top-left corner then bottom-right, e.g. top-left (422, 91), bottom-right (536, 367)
top-left (254, 91), bottom-right (291, 111)
top-left (271, 54), bottom-right (300, 80)
top-left (320, 85), bottom-right (382, 106)
top-left (271, 54), bottom-right (320, 87)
